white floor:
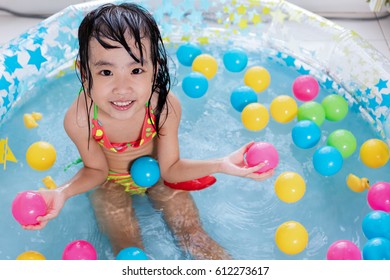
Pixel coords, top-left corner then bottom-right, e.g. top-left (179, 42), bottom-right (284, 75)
top-left (0, 0), bottom-right (389, 59)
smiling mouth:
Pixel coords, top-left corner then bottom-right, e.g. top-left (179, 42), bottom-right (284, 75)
top-left (111, 100), bottom-right (134, 110)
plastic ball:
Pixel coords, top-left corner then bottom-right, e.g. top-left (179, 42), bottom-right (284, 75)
top-left (274, 172), bottom-right (306, 203)
top-left (26, 141), bottom-right (56, 171)
top-left (11, 191), bottom-right (47, 226)
top-left (223, 48), bottom-right (248, 72)
top-left (362, 210), bottom-right (390, 240)
top-left (292, 75), bottom-right (319, 101)
top-left (297, 101), bottom-right (325, 127)
top-left (244, 66), bottom-right (271, 93)
top-left (116, 247), bottom-right (148, 260)
top-left (291, 120), bottom-right (321, 149)
top-left (360, 139), bottom-right (390, 168)
top-left (270, 95), bottom-right (298, 123)
top-left (62, 240), bottom-right (97, 260)
top-left (241, 103), bottom-right (269, 131)
top-left (16, 250), bottom-right (46, 260)
top-left (176, 43), bottom-right (202, 67)
top-left (326, 240), bottom-right (362, 260)
top-left (182, 72), bottom-right (208, 98)
top-left (130, 156), bottom-right (160, 187)
top-left (230, 86), bottom-right (257, 112)
top-left (275, 221), bottom-right (308, 255)
top-left (246, 142), bottom-right (279, 173)
top-left (367, 182), bottom-right (390, 212)
top-left (326, 129), bottom-right (357, 159)
top-left (363, 237), bottom-right (390, 260)
top-left (192, 54), bottom-right (218, 79)
top-left (313, 146), bottom-right (343, 176)
top-left (321, 94), bottom-right (349, 121)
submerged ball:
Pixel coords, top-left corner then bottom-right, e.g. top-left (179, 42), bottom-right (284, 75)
top-left (130, 156), bottom-right (160, 187)
top-left (223, 48), bottom-right (248, 72)
top-left (270, 95), bottom-right (298, 123)
top-left (241, 103), bottom-right (269, 131)
top-left (182, 72), bottom-right (208, 98)
top-left (11, 191), bottom-right (47, 226)
top-left (230, 85), bottom-right (257, 112)
top-left (244, 66), bottom-right (271, 93)
top-left (360, 139), bottom-right (389, 168)
top-left (192, 54), bottom-right (218, 79)
top-left (176, 43), bottom-right (202, 67)
top-left (326, 240), bottom-right (362, 260)
top-left (292, 75), bottom-right (319, 101)
top-left (313, 146), bottom-right (343, 176)
top-left (326, 129), bottom-right (357, 159)
top-left (275, 221), bottom-right (308, 255)
top-left (322, 94), bottom-right (349, 121)
top-left (62, 240), bottom-right (97, 260)
top-left (297, 101), bottom-right (325, 127)
top-left (292, 120), bottom-right (321, 149)
top-left (367, 182), bottom-right (390, 212)
top-left (274, 172), bottom-right (306, 203)
top-left (26, 141), bottom-right (56, 171)
top-left (116, 247), bottom-right (148, 260)
top-left (16, 250), bottom-right (46, 260)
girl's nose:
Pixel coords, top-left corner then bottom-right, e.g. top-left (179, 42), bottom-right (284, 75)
top-left (113, 73), bottom-right (132, 94)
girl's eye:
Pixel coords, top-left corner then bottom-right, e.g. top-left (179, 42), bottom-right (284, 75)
top-left (132, 68), bottom-right (144, 75)
top-left (100, 70), bottom-right (112, 76)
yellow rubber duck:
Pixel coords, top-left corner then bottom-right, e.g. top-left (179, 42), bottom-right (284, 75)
top-left (23, 113), bottom-right (38, 128)
top-left (346, 173), bottom-right (370, 192)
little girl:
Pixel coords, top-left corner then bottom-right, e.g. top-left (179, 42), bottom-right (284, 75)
top-left (25, 2), bottom-right (274, 259)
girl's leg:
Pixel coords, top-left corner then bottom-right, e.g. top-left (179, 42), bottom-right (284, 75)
top-left (147, 183), bottom-right (232, 260)
top-left (89, 181), bottom-right (143, 256)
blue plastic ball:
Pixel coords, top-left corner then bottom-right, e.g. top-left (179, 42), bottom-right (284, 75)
top-left (292, 120), bottom-right (321, 149)
top-left (182, 72), bottom-right (208, 98)
top-left (362, 210), bottom-right (390, 240)
top-left (230, 86), bottom-right (257, 112)
top-left (116, 247), bottom-right (148, 260)
top-left (223, 48), bottom-right (248, 72)
top-left (130, 156), bottom-right (160, 187)
top-left (312, 146), bottom-right (343, 176)
top-left (176, 43), bottom-right (202, 67)
top-left (363, 237), bottom-right (390, 260)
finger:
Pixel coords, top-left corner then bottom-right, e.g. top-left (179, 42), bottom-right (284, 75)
top-left (243, 141), bottom-right (255, 153)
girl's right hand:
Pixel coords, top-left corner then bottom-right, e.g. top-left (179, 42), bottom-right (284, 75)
top-left (22, 188), bottom-right (67, 230)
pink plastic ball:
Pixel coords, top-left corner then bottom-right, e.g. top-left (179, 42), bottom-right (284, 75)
top-left (326, 240), bottom-right (362, 260)
top-left (62, 240), bottom-right (97, 260)
top-left (11, 191), bottom-right (47, 226)
top-left (367, 182), bottom-right (390, 212)
top-left (292, 75), bottom-right (320, 102)
top-left (246, 142), bottom-right (279, 173)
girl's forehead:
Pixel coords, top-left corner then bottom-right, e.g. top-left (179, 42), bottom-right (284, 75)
top-left (89, 36), bottom-right (151, 53)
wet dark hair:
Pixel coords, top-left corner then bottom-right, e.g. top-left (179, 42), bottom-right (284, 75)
top-left (77, 2), bottom-right (170, 137)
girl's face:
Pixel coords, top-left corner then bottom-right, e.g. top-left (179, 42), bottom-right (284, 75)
top-left (87, 36), bottom-right (154, 121)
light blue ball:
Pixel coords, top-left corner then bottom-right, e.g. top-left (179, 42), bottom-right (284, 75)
top-left (312, 146), bottom-right (343, 176)
top-left (363, 237), bottom-right (390, 260)
top-left (230, 86), bottom-right (257, 112)
top-left (130, 156), bottom-right (160, 187)
top-left (116, 247), bottom-right (148, 260)
top-left (182, 72), bottom-right (208, 98)
top-left (292, 120), bottom-right (321, 149)
top-left (176, 43), bottom-right (202, 67)
top-left (223, 48), bottom-right (248, 72)
top-left (362, 210), bottom-right (390, 240)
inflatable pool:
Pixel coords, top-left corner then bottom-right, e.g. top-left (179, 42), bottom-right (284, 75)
top-left (1, 0), bottom-right (390, 260)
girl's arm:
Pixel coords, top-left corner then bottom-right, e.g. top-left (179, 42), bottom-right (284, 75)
top-left (24, 99), bottom-right (108, 230)
top-left (157, 94), bottom-right (273, 184)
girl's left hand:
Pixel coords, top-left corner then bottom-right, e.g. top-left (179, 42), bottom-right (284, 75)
top-left (220, 141), bottom-right (275, 181)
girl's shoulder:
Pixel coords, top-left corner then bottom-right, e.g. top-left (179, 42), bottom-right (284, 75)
top-left (64, 96), bottom-right (90, 138)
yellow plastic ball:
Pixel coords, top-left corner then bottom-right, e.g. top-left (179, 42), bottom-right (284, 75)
top-left (275, 221), bottom-right (308, 255)
top-left (241, 103), bottom-right (269, 131)
top-left (26, 141), bottom-right (57, 171)
top-left (274, 172), bottom-right (306, 203)
top-left (244, 66), bottom-right (271, 93)
top-left (359, 139), bottom-right (389, 168)
top-left (192, 54), bottom-right (218, 79)
top-left (16, 250), bottom-right (46, 260)
top-left (270, 95), bottom-right (298, 123)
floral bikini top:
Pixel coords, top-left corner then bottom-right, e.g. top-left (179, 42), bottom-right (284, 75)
top-left (91, 103), bottom-right (157, 152)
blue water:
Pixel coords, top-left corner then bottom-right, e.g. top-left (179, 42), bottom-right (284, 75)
top-left (0, 45), bottom-right (387, 260)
